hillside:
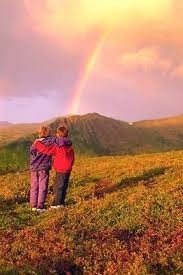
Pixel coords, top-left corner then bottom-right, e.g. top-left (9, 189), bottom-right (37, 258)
top-left (0, 113), bottom-right (183, 173)
top-left (135, 114), bottom-right (183, 149)
top-left (0, 151), bottom-right (182, 274)
top-left (48, 113), bottom-right (145, 155)
top-left (0, 123), bottom-right (39, 146)
top-left (0, 117), bottom-right (58, 146)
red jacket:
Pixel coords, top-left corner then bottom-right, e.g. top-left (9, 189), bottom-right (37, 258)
top-left (35, 141), bottom-right (74, 173)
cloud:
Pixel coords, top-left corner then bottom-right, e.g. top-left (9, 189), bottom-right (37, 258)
top-left (0, 0), bottom-right (183, 121)
top-left (171, 64), bottom-right (183, 79)
top-left (0, 1), bottom-right (84, 97)
top-left (24, 0), bottom-right (172, 49)
top-left (120, 47), bottom-right (172, 73)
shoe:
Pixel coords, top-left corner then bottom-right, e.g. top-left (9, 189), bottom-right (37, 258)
top-left (32, 207), bottom-right (37, 211)
top-left (36, 208), bottom-right (46, 213)
top-left (50, 205), bottom-right (64, 209)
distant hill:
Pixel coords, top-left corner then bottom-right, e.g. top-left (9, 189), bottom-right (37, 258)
top-left (0, 121), bottom-right (12, 128)
top-left (134, 114), bottom-right (183, 150)
top-left (0, 113), bottom-right (183, 173)
top-left (0, 117), bottom-right (60, 146)
top-left (0, 123), bottom-right (39, 146)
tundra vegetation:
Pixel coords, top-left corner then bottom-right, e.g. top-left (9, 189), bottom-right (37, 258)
top-left (0, 151), bottom-right (182, 274)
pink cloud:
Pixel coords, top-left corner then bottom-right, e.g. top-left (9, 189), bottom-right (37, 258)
top-left (171, 64), bottom-right (183, 79)
top-left (120, 47), bottom-right (172, 73)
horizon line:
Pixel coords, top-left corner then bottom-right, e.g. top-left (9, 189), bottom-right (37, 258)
top-left (0, 112), bottom-right (183, 125)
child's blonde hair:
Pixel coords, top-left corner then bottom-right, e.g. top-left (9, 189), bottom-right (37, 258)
top-left (38, 126), bottom-right (51, 138)
top-left (56, 125), bottom-right (68, 137)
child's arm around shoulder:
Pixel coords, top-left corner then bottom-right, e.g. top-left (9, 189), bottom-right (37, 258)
top-left (34, 140), bottom-right (57, 156)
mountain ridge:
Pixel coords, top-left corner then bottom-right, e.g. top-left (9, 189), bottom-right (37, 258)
top-left (1, 112), bottom-right (183, 126)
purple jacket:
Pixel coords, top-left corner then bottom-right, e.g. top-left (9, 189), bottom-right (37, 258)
top-left (30, 136), bottom-right (72, 171)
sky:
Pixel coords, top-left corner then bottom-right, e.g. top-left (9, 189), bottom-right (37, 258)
top-left (0, 0), bottom-right (183, 123)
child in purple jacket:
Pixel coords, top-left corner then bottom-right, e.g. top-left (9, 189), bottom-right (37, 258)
top-left (30, 126), bottom-right (71, 212)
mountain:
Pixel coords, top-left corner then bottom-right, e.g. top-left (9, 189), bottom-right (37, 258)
top-left (44, 112), bottom-right (183, 154)
top-left (0, 113), bottom-right (183, 173)
top-left (48, 113), bottom-right (143, 155)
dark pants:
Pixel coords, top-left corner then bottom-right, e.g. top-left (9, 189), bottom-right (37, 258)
top-left (30, 170), bottom-right (49, 209)
top-left (52, 172), bottom-right (71, 206)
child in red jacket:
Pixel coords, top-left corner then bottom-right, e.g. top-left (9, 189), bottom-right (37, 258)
top-left (34, 126), bottom-right (74, 208)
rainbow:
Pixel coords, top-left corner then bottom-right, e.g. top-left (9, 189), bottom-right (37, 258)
top-left (68, 31), bottom-right (111, 114)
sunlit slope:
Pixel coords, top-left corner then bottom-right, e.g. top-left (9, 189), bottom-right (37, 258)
top-left (0, 151), bottom-right (182, 274)
top-left (0, 122), bottom-right (12, 127)
top-left (0, 123), bottom-right (39, 146)
top-left (0, 116), bottom-right (58, 146)
top-left (135, 114), bottom-right (183, 148)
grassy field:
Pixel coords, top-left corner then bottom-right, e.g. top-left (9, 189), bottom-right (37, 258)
top-left (0, 151), bottom-right (182, 274)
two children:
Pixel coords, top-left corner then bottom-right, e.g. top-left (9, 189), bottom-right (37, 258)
top-left (30, 125), bottom-right (74, 212)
